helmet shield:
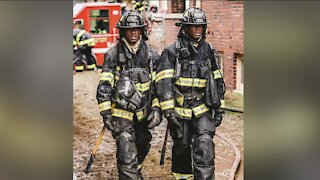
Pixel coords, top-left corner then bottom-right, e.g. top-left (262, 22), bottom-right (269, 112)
top-left (176, 7), bottom-right (207, 26)
top-left (116, 10), bottom-right (146, 29)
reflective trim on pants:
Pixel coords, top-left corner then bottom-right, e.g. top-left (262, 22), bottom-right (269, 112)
top-left (172, 172), bottom-right (194, 180)
top-left (75, 65), bottom-right (84, 70)
top-left (87, 63), bottom-right (96, 69)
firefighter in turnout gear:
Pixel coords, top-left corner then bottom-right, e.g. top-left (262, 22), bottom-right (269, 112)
top-left (96, 10), bottom-right (161, 180)
top-left (73, 28), bottom-right (97, 71)
top-left (156, 7), bottom-right (225, 179)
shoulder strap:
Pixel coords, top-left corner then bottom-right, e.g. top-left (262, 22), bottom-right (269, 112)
top-left (173, 40), bottom-right (182, 80)
top-left (175, 40), bottom-right (181, 60)
top-left (148, 46), bottom-right (153, 72)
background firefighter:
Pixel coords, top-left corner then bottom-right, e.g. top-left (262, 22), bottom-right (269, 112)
top-left (156, 7), bottom-right (225, 180)
top-left (73, 28), bottom-right (97, 71)
top-left (96, 10), bottom-right (162, 180)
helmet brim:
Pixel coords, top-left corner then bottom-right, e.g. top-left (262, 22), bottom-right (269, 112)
top-left (116, 24), bottom-right (146, 29)
top-left (181, 22), bottom-right (207, 25)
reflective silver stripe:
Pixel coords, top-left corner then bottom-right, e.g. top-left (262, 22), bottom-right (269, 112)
top-left (99, 101), bottom-right (111, 112)
top-left (112, 109), bottom-right (134, 120)
top-left (160, 99), bottom-right (175, 111)
top-left (192, 104), bottom-right (209, 117)
top-left (155, 69), bottom-right (174, 82)
top-left (213, 70), bottom-right (222, 79)
top-left (175, 77), bottom-right (207, 88)
top-left (175, 107), bottom-right (192, 118)
top-left (100, 72), bottom-right (114, 86)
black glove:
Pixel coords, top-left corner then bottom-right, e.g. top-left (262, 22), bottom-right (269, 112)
top-left (214, 109), bottom-right (224, 127)
top-left (147, 109), bottom-right (162, 129)
top-left (103, 113), bottom-right (117, 131)
top-left (166, 113), bottom-right (180, 129)
top-left (165, 113), bottom-right (183, 139)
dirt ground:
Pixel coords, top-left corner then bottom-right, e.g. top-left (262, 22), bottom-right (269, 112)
top-left (73, 70), bottom-right (244, 180)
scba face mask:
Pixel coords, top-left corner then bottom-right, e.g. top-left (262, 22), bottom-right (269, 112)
top-left (114, 71), bottom-right (142, 111)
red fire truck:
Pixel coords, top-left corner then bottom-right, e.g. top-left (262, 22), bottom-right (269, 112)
top-left (73, 2), bottom-right (121, 66)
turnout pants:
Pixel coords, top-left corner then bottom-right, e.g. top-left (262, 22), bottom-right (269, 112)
top-left (111, 116), bottom-right (152, 180)
top-left (170, 112), bottom-right (216, 180)
top-left (81, 47), bottom-right (96, 70)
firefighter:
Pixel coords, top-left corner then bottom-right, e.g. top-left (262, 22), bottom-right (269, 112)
top-left (156, 7), bottom-right (225, 179)
top-left (73, 28), bottom-right (97, 71)
top-left (96, 10), bottom-right (162, 179)
top-left (95, 19), bottom-right (108, 34)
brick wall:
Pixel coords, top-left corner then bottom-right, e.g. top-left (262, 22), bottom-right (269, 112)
top-left (171, 0), bottom-right (185, 13)
top-left (162, 0), bottom-right (243, 90)
top-left (163, 17), bottom-right (181, 47)
top-left (202, 1), bottom-right (243, 90)
top-left (190, 0), bottom-right (197, 7)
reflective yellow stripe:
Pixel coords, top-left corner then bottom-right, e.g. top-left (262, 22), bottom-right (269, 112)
top-left (75, 66), bottom-right (84, 70)
top-left (175, 77), bottom-right (207, 88)
top-left (135, 81), bottom-right (151, 92)
top-left (172, 172), bottom-right (194, 180)
top-left (78, 38), bottom-right (95, 46)
top-left (138, 163), bottom-right (143, 170)
top-left (213, 69), bottom-right (222, 79)
top-left (100, 72), bottom-right (114, 86)
top-left (99, 101), bottom-right (111, 112)
top-left (152, 71), bottom-right (156, 81)
top-left (175, 107), bottom-right (192, 118)
top-left (152, 98), bottom-right (160, 108)
top-left (87, 64), bottom-right (96, 69)
top-left (89, 41), bottom-right (96, 46)
top-left (160, 99), bottom-right (175, 111)
top-left (136, 111), bottom-right (145, 121)
top-left (76, 30), bottom-right (86, 42)
top-left (192, 104), bottom-right (210, 117)
top-left (73, 40), bottom-right (77, 45)
top-left (138, 6), bottom-right (145, 11)
top-left (155, 69), bottom-right (174, 82)
top-left (112, 109), bottom-right (134, 120)
top-left (220, 99), bottom-right (225, 108)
